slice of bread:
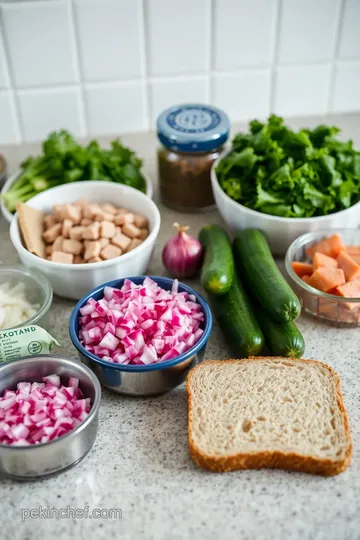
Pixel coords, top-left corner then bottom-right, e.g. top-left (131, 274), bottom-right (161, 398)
top-left (187, 357), bottom-right (352, 476)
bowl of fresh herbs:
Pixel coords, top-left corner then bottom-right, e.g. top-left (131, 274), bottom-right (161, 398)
top-left (211, 115), bottom-right (360, 254)
top-left (1, 130), bottom-right (152, 223)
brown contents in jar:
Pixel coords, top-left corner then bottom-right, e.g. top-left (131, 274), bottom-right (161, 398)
top-left (158, 148), bottom-right (222, 211)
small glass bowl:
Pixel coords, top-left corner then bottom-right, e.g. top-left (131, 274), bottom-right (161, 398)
top-left (286, 229), bottom-right (360, 327)
top-left (0, 265), bottom-right (53, 331)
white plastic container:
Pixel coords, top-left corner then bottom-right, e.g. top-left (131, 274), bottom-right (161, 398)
top-left (10, 181), bottom-right (161, 299)
top-left (211, 149), bottom-right (360, 255)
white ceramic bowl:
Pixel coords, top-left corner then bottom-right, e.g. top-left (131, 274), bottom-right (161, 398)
top-left (1, 169), bottom-right (153, 224)
top-left (10, 181), bottom-right (161, 299)
top-left (211, 149), bottom-right (360, 255)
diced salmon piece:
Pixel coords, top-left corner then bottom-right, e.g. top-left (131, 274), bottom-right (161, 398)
top-left (336, 279), bottom-right (360, 310)
top-left (301, 275), bottom-right (310, 284)
top-left (306, 233), bottom-right (345, 260)
top-left (307, 267), bottom-right (345, 293)
top-left (122, 223), bottom-right (141, 238)
top-left (292, 261), bottom-right (313, 277)
top-left (348, 254), bottom-right (360, 265)
top-left (327, 287), bottom-right (340, 296)
top-left (73, 255), bottom-right (84, 264)
top-left (88, 256), bottom-right (102, 263)
top-left (346, 246), bottom-right (360, 255)
top-left (313, 252), bottom-right (338, 270)
top-left (318, 301), bottom-right (338, 319)
top-left (337, 250), bottom-right (360, 281)
top-left (51, 251), bottom-right (74, 264)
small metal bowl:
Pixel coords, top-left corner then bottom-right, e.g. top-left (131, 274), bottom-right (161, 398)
top-left (69, 276), bottom-right (213, 396)
top-left (0, 355), bottom-right (101, 480)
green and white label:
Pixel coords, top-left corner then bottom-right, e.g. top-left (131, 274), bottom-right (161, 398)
top-left (0, 325), bottom-right (60, 363)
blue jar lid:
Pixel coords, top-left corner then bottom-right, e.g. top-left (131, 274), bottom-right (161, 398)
top-left (157, 103), bottom-right (230, 153)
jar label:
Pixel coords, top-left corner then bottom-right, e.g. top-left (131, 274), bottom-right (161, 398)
top-left (167, 106), bottom-right (221, 134)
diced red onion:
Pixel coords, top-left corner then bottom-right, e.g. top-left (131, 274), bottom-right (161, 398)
top-left (78, 278), bottom-right (204, 365)
top-left (0, 374), bottom-right (90, 447)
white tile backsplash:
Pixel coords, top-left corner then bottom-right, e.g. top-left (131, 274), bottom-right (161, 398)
top-left (331, 61), bottom-right (360, 112)
top-left (213, 0), bottom-right (277, 70)
top-left (0, 31), bottom-right (9, 89)
top-left (338, 0), bottom-right (360, 59)
top-left (17, 88), bottom-right (82, 142)
top-left (0, 91), bottom-right (18, 144)
top-left (85, 82), bottom-right (146, 136)
top-left (278, 0), bottom-right (341, 64)
top-left (0, 0), bottom-right (359, 144)
top-left (2, 1), bottom-right (76, 88)
top-left (274, 64), bottom-right (332, 117)
top-left (146, 0), bottom-right (209, 76)
top-left (74, 0), bottom-right (143, 81)
top-left (212, 71), bottom-right (271, 122)
top-left (149, 77), bottom-right (208, 124)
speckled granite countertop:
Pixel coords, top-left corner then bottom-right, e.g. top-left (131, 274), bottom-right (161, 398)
top-left (1, 114), bottom-right (360, 540)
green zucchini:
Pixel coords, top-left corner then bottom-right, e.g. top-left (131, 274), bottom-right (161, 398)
top-left (209, 273), bottom-right (265, 357)
top-left (255, 307), bottom-right (305, 358)
top-left (233, 229), bottom-right (301, 323)
top-left (199, 224), bottom-right (234, 295)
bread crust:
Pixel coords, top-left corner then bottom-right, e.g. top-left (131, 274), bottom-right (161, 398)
top-left (187, 357), bottom-right (352, 476)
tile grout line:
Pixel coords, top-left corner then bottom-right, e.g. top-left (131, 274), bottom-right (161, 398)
top-left (68, 0), bottom-right (87, 137)
top-left (205, 0), bottom-right (214, 103)
top-left (140, 0), bottom-right (151, 130)
top-left (269, 0), bottom-right (282, 113)
top-left (326, 0), bottom-right (345, 116)
top-left (2, 56), bottom-right (359, 97)
top-left (0, 6), bottom-right (22, 144)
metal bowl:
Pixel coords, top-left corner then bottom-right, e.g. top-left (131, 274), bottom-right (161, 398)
top-left (69, 276), bottom-right (213, 396)
top-left (0, 355), bottom-right (101, 480)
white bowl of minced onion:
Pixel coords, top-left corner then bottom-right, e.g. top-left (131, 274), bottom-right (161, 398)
top-left (0, 266), bottom-right (53, 331)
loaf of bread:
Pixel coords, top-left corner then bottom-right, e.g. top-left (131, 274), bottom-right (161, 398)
top-left (187, 357), bottom-right (352, 476)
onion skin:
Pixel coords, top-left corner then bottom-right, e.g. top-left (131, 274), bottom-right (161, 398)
top-left (162, 223), bottom-right (204, 278)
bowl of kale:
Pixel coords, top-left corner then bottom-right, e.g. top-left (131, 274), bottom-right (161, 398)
top-left (211, 115), bottom-right (360, 253)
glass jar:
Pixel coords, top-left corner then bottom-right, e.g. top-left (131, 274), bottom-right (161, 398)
top-left (157, 104), bottom-right (229, 213)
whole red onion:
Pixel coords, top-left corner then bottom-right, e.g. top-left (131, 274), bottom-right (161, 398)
top-left (162, 223), bottom-right (203, 278)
